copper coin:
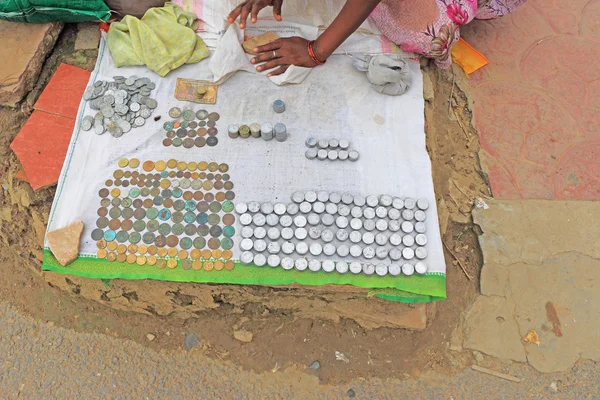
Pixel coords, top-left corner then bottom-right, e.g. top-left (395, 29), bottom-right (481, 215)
top-left (166, 159), bottom-right (176, 169)
top-left (96, 217), bottom-right (109, 229)
top-left (176, 128), bottom-right (187, 138)
top-left (207, 120), bottom-right (216, 128)
top-left (214, 174), bottom-right (222, 181)
top-left (214, 261), bottom-right (224, 271)
top-left (207, 127), bottom-right (218, 136)
top-left (209, 225), bottom-right (222, 237)
top-left (127, 244), bottom-right (138, 253)
top-left (107, 252), bottom-right (117, 262)
top-left (198, 161), bottom-right (208, 171)
top-left (224, 261), bottom-right (235, 271)
top-left (105, 179), bottom-right (113, 187)
top-left (207, 112), bottom-right (220, 121)
top-left (224, 181), bottom-right (234, 190)
top-left (183, 138), bottom-right (194, 148)
top-left (147, 256), bottom-right (157, 266)
top-left (182, 260), bottom-right (192, 270)
top-left (121, 180), bottom-right (130, 188)
top-left (208, 162), bottom-right (219, 172)
top-left (96, 239), bottom-right (107, 249)
top-left (163, 198), bottom-right (174, 208)
top-left (163, 138), bottom-right (173, 146)
top-left (148, 245), bottom-right (158, 255)
top-left (211, 249), bottom-right (222, 259)
top-left (99, 188), bottom-right (109, 198)
top-left (215, 192), bottom-right (226, 202)
top-left (192, 260), bottom-right (203, 270)
top-left (155, 235), bottom-right (167, 247)
top-left (193, 191), bottom-right (204, 201)
top-left (168, 171), bottom-right (176, 178)
top-left (204, 192), bottom-right (215, 202)
top-left (121, 219), bottom-right (133, 231)
top-left (197, 128), bottom-right (207, 137)
top-left (108, 219), bottom-right (121, 230)
top-left (196, 201), bottom-right (209, 212)
top-left (158, 249), bottom-right (168, 258)
top-left (202, 261), bottom-right (213, 271)
top-left (222, 214), bottom-right (235, 226)
top-left (225, 191), bottom-right (235, 200)
top-left (186, 129), bottom-right (196, 138)
top-left (206, 173), bottom-right (214, 181)
top-left (190, 249), bottom-right (201, 259)
top-left (132, 171), bottom-right (140, 178)
top-left (166, 235), bottom-right (179, 247)
top-left (97, 249), bottom-right (108, 259)
top-left (167, 248), bottom-right (178, 257)
top-left (194, 137), bottom-right (206, 148)
top-left (142, 161), bottom-right (155, 172)
top-left (97, 207), bottom-right (108, 217)
top-left (208, 238), bottom-right (220, 249)
top-left (199, 249), bottom-right (211, 259)
top-left (143, 199), bottom-right (154, 208)
top-left (218, 163), bottom-right (229, 172)
top-left (117, 253), bottom-right (127, 263)
top-left (199, 172), bottom-right (206, 179)
top-left (126, 254), bottom-right (136, 264)
top-left (197, 225), bottom-right (209, 237)
top-left (114, 179), bottom-right (122, 187)
top-left (178, 250), bottom-right (188, 260)
top-left (183, 171), bottom-right (192, 179)
top-left (222, 250), bottom-right (233, 260)
top-left (213, 181), bottom-right (224, 190)
top-left (183, 191), bottom-right (193, 201)
top-left (116, 244), bottom-right (127, 254)
top-left (150, 188), bottom-right (160, 198)
top-left (176, 171), bottom-right (184, 178)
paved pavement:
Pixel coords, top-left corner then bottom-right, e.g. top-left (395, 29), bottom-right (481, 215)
top-left (1, 302), bottom-right (599, 398)
top-left (462, 0), bottom-right (600, 200)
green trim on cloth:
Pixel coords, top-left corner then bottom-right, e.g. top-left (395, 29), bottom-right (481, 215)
top-left (42, 250), bottom-right (446, 302)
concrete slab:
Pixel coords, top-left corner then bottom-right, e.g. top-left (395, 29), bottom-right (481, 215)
top-left (462, 199), bottom-right (600, 372)
top-left (0, 21), bottom-right (63, 107)
top-left (74, 22), bottom-right (100, 51)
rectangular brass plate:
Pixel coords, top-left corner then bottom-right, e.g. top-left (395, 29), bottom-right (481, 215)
top-left (174, 78), bottom-right (218, 104)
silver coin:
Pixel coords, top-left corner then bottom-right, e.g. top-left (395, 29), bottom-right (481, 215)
top-left (417, 198), bottom-right (429, 210)
top-left (363, 207), bottom-right (375, 219)
top-left (293, 215), bottom-right (307, 227)
top-left (307, 213), bottom-right (320, 225)
top-left (353, 195), bottom-right (366, 207)
top-left (350, 207), bottom-right (363, 219)
top-left (325, 203), bottom-right (338, 215)
top-left (196, 109), bottom-right (209, 120)
top-left (349, 231), bottom-right (362, 243)
top-left (375, 206), bottom-right (388, 218)
top-left (390, 248), bottom-right (403, 261)
top-left (415, 247), bottom-right (428, 260)
top-left (414, 261), bottom-right (428, 275)
top-left (336, 216), bottom-right (348, 229)
top-left (362, 263), bottom-right (375, 275)
top-left (267, 227), bottom-right (280, 240)
top-left (308, 259), bottom-right (321, 272)
top-left (335, 260), bottom-right (349, 274)
top-left (286, 203), bottom-right (299, 215)
top-left (295, 228), bottom-right (308, 240)
top-left (299, 202), bottom-right (312, 213)
top-left (180, 178), bottom-right (191, 189)
top-left (267, 254), bottom-right (281, 267)
top-left (281, 257), bottom-right (295, 270)
top-left (388, 263), bottom-right (401, 276)
top-left (338, 151), bottom-right (349, 161)
top-left (415, 234), bottom-right (428, 246)
top-left (292, 191), bottom-right (304, 203)
top-left (339, 139), bottom-right (350, 150)
top-left (402, 235), bottom-right (415, 247)
top-left (350, 244), bottom-right (362, 258)
top-left (363, 219), bottom-right (376, 231)
top-left (402, 263), bottom-right (415, 276)
top-left (348, 151), bottom-right (360, 161)
top-left (280, 215), bottom-right (293, 227)
top-left (312, 201), bottom-right (325, 214)
top-left (241, 226), bottom-right (254, 238)
top-left (266, 214), bottom-right (279, 226)
top-left (390, 233), bottom-right (402, 246)
top-left (321, 214), bottom-right (335, 226)
top-left (328, 138), bottom-right (339, 148)
top-left (366, 195), bottom-right (378, 207)
top-left (309, 226), bottom-right (322, 239)
top-left (248, 201), bottom-right (261, 213)
top-left (415, 222), bottom-right (427, 233)
top-left (317, 149), bottom-right (328, 160)
top-left (321, 229), bottom-right (334, 242)
top-left (305, 190), bottom-right (317, 203)
top-left (129, 102), bottom-right (140, 112)
top-left (253, 226), bottom-right (266, 239)
top-left (261, 202), bottom-right (274, 214)
top-left (323, 243), bottom-right (336, 256)
top-left (241, 251), bottom-right (254, 264)
top-left (375, 247), bottom-right (388, 259)
top-left (376, 219), bottom-right (388, 231)
top-left (404, 198), bottom-right (416, 209)
top-left (402, 247), bottom-right (415, 260)
top-left (322, 260), bottom-right (335, 273)
top-left (253, 239), bottom-right (267, 252)
top-left (375, 233), bottom-right (388, 246)
top-left (363, 246), bottom-right (375, 259)
top-left (389, 220), bottom-right (401, 232)
top-left (94, 123), bottom-right (105, 135)
top-left (379, 195), bottom-right (393, 207)
top-left (337, 245), bottom-right (349, 257)
top-left (274, 203), bottom-right (287, 215)
top-left (329, 192), bottom-right (342, 204)
top-left (392, 197), bottom-right (404, 209)
top-left (350, 218), bottom-right (363, 231)
top-left (402, 209), bottom-right (414, 220)
top-left (317, 139), bottom-right (329, 149)
top-left (305, 137), bottom-right (318, 147)
top-left (170, 179), bottom-right (180, 189)
top-left (191, 179), bottom-right (202, 190)
top-left (240, 238), bottom-right (253, 251)
top-left (296, 242), bottom-right (308, 254)
top-left (309, 243), bottom-right (323, 256)
top-left (295, 258), bottom-right (309, 271)
top-left (388, 208), bottom-right (401, 220)
top-left (81, 116), bottom-right (93, 131)
top-left (414, 210), bottom-right (427, 222)
top-left (401, 221), bottom-right (414, 233)
top-left (252, 213), bottom-right (266, 226)
top-left (375, 263), bottom-right (388, 277)
top-left (338, 205), bottom-right (350, 217)
top-left (317, 191), bottom-right (329, 202)
top-left (336, 228), bottom-right (349, 241)
top-left (267, 242), bottom-right (280, 254)
top-left (281, 227), bottom-right (294, 240)
top-left (349, 261), bottom-right (362, 274)
top-left (240, 213), bottom-right (253, 225)
top-left (327, 150), bottom-right (338, 161)
top-left (282, 241), bottom-right (295, 254)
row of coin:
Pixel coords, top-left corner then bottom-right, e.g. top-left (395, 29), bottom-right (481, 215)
top-left (163, 108), bottom-right (220, 148)
top-left (239, 252), bottom-right (427, 276)
top-left (305, 137), bottom-right (360, 161)
top-left (228, 123), bottom-right (288, 142)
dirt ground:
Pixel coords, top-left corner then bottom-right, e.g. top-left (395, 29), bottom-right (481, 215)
top-left (0, 24), bottom-right (490, 384)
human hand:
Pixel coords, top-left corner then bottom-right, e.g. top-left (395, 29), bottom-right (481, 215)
top-left (250, 37), bottom-right (320, 76)
top-left (227, 0), bottom-right (283, 29)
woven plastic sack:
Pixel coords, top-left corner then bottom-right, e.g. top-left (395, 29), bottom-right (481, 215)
top-left (0, 0), bottom-right (110, 23)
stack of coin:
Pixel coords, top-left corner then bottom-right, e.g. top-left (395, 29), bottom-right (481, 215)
top-left (305, 137), bottom-right (358, 161)
top-left (162, 108), bottom-right (220, 148)
top-left (81, 76), bottom-right (158, 137)
top-left (227, 122), bottom-right (287, 142)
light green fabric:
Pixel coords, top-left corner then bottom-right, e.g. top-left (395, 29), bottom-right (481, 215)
top-left (107, 2), bottom-right (208, 76)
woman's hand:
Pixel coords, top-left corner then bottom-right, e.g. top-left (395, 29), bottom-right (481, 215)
top-left (227, 0), bottom-right (283, 29)
top-left (251, 37), bottom-right (320, 76)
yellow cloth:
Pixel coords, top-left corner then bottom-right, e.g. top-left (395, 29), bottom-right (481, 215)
top-left (107, 2), bottom-right (209, 76)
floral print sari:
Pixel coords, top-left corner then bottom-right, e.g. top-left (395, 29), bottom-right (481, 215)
top-left (370, 0), bottom-right (527, 67)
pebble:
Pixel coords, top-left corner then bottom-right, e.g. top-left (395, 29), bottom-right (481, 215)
top-left (184, 333), bottom-right (198, 350)
top-left (308, 360), bottom-right (321, 370)
top-left (146, 333), bottom-right (155, 341)
top-left (233, 329), bottom-right (254, 343)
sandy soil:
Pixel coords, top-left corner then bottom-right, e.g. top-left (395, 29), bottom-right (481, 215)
top-left (0, 24), bottom-right (490, 384)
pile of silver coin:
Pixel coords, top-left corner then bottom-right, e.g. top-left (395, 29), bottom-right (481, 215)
top-left (228, 123), bottom-right (288, 142)
top-left (305, 138), bottom-right (359, 161)
top-left (235, 191), bottom-right (429, 277)
top-left (81, 76), bottom-right (158, 137)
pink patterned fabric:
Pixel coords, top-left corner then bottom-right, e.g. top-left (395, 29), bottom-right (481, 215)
top-left (370, 0), bottom-right (526, 68)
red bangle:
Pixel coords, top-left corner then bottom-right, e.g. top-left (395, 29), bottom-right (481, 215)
top-left (308, 40), bottom-right (326, 65)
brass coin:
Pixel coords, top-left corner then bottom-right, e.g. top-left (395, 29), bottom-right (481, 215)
top-left (138, 245), bottom-right (148, 255)
top-left (148, 245), bottom-right (158, 255)
top-left (182, 260), bottom-right (192, 270)
top-left (155, 160), bottom-right (167, 171)
top-left (111, 188), bottom-right (121, 197)
top-left (192, 260), bottom-right (203, 270)
top-left (127, 254), bottom-right (137, 264)
top-left (113, 170), bottom-right (124, 179)
top-left (167, 247), bottom-right (178, 257)
top-left (187, 161), bottom-right (197, 171)
top-left (178, 250), bottom-right (188, 260)
top-left (105, 179), bottom-right (113, 187)
top-left (107, 252), bottom-right (117, 262)
top-left (117, 253), bottom-right (127, 263)
top-left (201, 249), bottom-right (212, 260)
top-left (203, 260), bottom-right (214, 271)
top-left (128, 244), bottom-right (138, 253)
top-left (142, 161), bottom-right (155, 172)
top-left (116, 244), bottom-right (127, 254)
top-left (199, 172), bottom-right (206, 179)
top-left (215, 192), bottom-right (226, 202)
top-left (136, 256), bottom-right (147, 266)
top-left (214, 260), bottom-right (224, 271)
top-left (118, 158), bottom-right (129, 168)
top-left (167, 159), bottom-right (178, 169)
top-left (190, 249), bottom-right (201, 260)
top-left (129, 158), bottom-right (140, 168)
top-left (147, 255), bottom-right (157, 266)
top-left (198, 161), bottom-right (208, 171)
top-left (160, 179), bottom-right (170, 189)
top-left (167, 259), bottom-right (178, 269)
top-left (208, 162), bottom-right (218, 172)
top-left (222, 214), bottom-right (235, 226)
top-left (107, 241), bottom-right (118, 251)
top-left (177, 161), bottom-right (188, 171)
top-left (124, 171), bottom-right (132, 178)
top-left (156, 259), bottom-right (167, 269)
top-left (97, 239), bottom-right (107, 249)
top-left (150, 187), bottom-right (160, 197)
top-left (157, 248), bottom-right (168, 257)
top-left (211, 249), bottom-right (222, 259)
top-left (202, 181), bottom-right (213, 190)
top-left (208, 238), bottom-right (220, 249)
top-left (224, 261), bottom-right (235, 271)
top-left (97, 249), bottom-right (108, 259)
top-left (222, 250), bottom-right (233, 260)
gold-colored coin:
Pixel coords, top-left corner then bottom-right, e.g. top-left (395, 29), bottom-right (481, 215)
top-left (160, 179), bottom-right (170, 189)
top-left (192, 260), bottom-right (203, 270)
top-left (177, 161), bottom-right (188, 171)
top-left (97, 249), bottom-right (108, 259)
top-left (167, 247), bottom-right (178, 257)
top-left (148, 245), bottom-right (158, 255)
top-left (117, 253), bottom-right (127, 263)
top-left (147, 255), bottom-right (157, 266)
top-left (222, 250), bottom-right (233, 260)
top-left (118, 158), bottom-right (129, 168)
top-left (157, 248), bottom-right (168, 257)
top-left (211, 249), bottom-right (222, 259)
top-left (224, 260), bottom-right (235, 271)
top-left (208, 162), bottom-right (218, 172)
top-left (150, 187), bottom-right (160, 197)
top-left (190, 249), bottom-right (201, 260)
top-left (201, 249), bottom-right (212, 260)
top-left (187, 161), bottom-right (197, 171)
top-left (143, 161), bottom-right (155, 172)
top-left (129, 158), bottom-right (140, 168)
top-left (136, 255), bottom-right (147, 266)
top-left (167, 259), bottom-right (178, 269)
top-left (107, 241), bottom-right (118, 251)
top-left (155, 160), bottom-right (167, 171)
top-left (138, 245), bottom-right (148, 255)
top-left (198, 161), bottom-right (208, 171)
top-left (116, 244), bottom-right (127, 254)
top-left (202, 181), bottom-right (213, 190)
top-left (128, 244), bottom-right (138, 253)
top-left (203, 261), bottom-right (214, 271)
top-left (178, 250), bottom-right (188, 260)
top-left (127, 254), bottom-right (137, 264)
top-left (107, 252), bottom-right (117, 262)
top-left (156, 259), bottom-right (166, 269)
top-left (96, 239), bottom-right (107, 249)
top-left (214, 260), bottom-right (224, 271)
top-left (113, 170), bottom-right (124, 179)
top-left (111, 188), bottom-right (121, 197)
top-left (167, 159), bottom-right (178, 169)
top-left (218, 163), bottom-right (229, 172)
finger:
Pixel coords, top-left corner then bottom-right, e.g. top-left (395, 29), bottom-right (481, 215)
top-left (250, 4), bottom-right (260, 24)
top-left (227, 3), bottom-right (245, 23)
top-left (256, 58), bottom-right (285, 72)
top-left (267, 65), bottom-right (289, 77)
top-left (254, 39), bottom-right (283, 54)
top-left (239, 4), bottom-right (251, 28)
top-left (251, 50), bottom-right (276, 64)
top-left (272, 0), bottom-right (283, 21)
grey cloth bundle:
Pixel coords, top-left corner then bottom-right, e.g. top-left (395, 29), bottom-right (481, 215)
top-left (352, 54), bottom-right (413, 96)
